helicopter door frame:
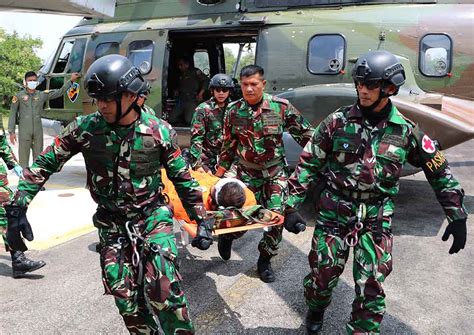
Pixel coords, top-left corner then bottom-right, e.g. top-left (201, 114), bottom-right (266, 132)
top-left (44, 36), bottom-right (88, 122)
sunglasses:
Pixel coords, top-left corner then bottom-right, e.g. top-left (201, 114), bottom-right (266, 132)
top-left (356, 80), bottom-right (381, 90)
top-left (214, 88), bottom-right (230, 93)
top-left (95, 96), bottom-right (116, 103)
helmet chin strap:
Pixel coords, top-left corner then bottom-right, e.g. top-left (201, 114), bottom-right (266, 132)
top-left (111, 95), bottom-right (140, 125)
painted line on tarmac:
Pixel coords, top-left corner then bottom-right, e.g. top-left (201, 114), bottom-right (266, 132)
top-left (27, 224), bottom-right (96, 251)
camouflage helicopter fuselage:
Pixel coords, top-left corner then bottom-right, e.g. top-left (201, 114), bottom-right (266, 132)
top-left (38, 0), bottom-right (473, 150)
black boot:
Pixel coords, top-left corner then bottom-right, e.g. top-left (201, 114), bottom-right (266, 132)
top-left (217, 235), bottom-right (233, 261)
top-left (305, 309), bottom-right (324, 334)
top-left (257, 255), bottom-right (275, 283)
top-left (10, 251), bottom-right (46, 278)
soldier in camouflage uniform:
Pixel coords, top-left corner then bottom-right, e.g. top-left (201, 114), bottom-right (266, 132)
top-left (0, 135), bottom-right (46, 278)
top-left (169, 57), bottom-right (208, 126)
top-left (8, 71), bottom-right (80, 168)
top-left (5, 55), bottom-right (213, 334)
top-left (190, 73), bottom-right (234, 173)
top-left (283, 51), bottom-right (468, 334)
top-left (215, 65), bottom-right (313, 282)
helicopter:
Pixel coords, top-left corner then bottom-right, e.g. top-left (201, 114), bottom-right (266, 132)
top-left (13, 0), bottom-right (474, 162)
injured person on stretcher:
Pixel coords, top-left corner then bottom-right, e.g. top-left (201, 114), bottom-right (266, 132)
top-left (161, 169), bottom-right (283, 241)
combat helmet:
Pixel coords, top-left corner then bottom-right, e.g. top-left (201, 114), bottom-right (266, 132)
top-left (352, 50), bottom-right (405, 96)
top-left (85, 54), bottom-right (147, 99)
top-left (85, 54), bottom-right (148, 123)
top-left (209, 73), bottom-right (235, 90)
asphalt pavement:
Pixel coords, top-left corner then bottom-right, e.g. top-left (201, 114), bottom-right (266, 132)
top-left (0, 138), bottom-right (472, 334)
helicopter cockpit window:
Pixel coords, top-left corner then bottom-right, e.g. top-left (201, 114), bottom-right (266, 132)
top-left (95, 42), bottom-right (120, 60)
top-left (308, 34), bottom-right (345, 75)
top-left (128, 40), bottom-right (154, 74)
top-left (194, 50), bottom-right (210, 76)
top-left (53, 40), bottom-right (74, 73)
top-left (419, 34), bottom-right (452, 77)
top-left (65, 38), bottom-right (86, 73)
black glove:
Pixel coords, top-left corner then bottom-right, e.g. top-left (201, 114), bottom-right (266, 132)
top-left (284, 210), bottom-right (307, 234)
top-left (191, 217), bottom-right (214, 250)
top-left (5, 204), bottom-right (33, 252)
top-left (442, 219), bottom-right (467, 254)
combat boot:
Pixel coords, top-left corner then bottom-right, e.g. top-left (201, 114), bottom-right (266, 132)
top-left (10, 251), bottom-right (46, 278)
top-left (305, 309), bottom-right (324, 334)
top-left (217, 235), bottom-right (233, 261)
top-left (257, 255), bottom-right (275, 283)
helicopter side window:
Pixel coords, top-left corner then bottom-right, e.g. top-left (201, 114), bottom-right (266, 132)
top-left (95, 42), bottom-right (120, 60)
top-left (194, 50), bottom-right (210, 76)
top-left (53, 41), bottom-right (74, 73)
top-left (307, 34), bottom-right (346, 75)
top-left (419, 34), bottom-right (452, 77)
top-left (128, 40), bottom-right (154, 74)
top-left (65, 38), bottom-right (87, 73)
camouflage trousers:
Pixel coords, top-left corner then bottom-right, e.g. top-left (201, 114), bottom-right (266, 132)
top-left (0, 185), bottom-right (13, 251)
top-left (305, 189), bottom-right (393, 334)
top-left (236, 164), bottom-right (288, 258)
top-left (95, 206), bottom-right (193, 335)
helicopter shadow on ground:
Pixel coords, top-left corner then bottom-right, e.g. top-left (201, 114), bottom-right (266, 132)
top-left (177, 221), bottom-right (417, 334)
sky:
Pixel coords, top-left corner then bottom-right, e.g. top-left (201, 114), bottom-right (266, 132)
top-left (0, 11), bottom-right (82, 62)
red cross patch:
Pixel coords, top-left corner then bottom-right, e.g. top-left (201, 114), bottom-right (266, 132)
top-left (422, 135), bottom-right (436, 154)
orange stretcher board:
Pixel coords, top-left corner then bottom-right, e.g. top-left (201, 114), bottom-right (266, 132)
top-left (179, 206), bottom-right (284, 238)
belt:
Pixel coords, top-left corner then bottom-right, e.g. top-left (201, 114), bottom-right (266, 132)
top-left (327, 184), bottom-right (387, 203)
top-left (95, 194), bottom-right (169, 227)
top-left (238, 157), bottom-right (283, 171)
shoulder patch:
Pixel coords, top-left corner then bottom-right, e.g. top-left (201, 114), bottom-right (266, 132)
top-left (11, 96), bottom-right (18, 104)
top-left (271, 95), bottom-right (289, 105)
top-left (421, 134), bottom-right (437, 154)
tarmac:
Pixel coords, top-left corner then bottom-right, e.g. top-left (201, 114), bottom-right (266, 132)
top-left (0, 132), bottom-right (472, 334)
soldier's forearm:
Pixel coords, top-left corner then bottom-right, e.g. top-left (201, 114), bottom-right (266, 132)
top-left (46, 80), bottom-right (72, 101)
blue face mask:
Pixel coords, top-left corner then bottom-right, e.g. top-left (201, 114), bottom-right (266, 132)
top-left (26, 81), bottom-right (38, 90)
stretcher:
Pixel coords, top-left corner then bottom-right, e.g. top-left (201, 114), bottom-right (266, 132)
top-left (175, 205), bottom-right (284, 244)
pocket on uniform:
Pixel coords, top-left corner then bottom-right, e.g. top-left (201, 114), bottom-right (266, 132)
top-left (332, 135), bottom-right (360, 165)
top-left (375, 142), bottom-right (405, 183)
top-left (100, 245), bottom-right (130, 298)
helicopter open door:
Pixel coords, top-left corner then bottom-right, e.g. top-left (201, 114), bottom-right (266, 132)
top-left (37, 37), bottom-right (88, 123)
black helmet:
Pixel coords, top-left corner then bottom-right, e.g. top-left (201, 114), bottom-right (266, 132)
top-left (138, 81), bottom-right (151, 97)
top-left (85, 54), bottom-right (147, 99)
top-left (352, 51), bottom-right (406, 90)
top-left (209, 73), bottom-right (234, 90)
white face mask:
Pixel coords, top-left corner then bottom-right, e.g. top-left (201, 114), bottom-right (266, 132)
top-left (26, 81), bottom-right (38, 90)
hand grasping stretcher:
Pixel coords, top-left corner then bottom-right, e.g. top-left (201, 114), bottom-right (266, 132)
top-left (161, 169), bottom-right (284, 239)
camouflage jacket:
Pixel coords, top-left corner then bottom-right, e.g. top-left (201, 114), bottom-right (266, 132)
top-left (287, 103), bottom-right (467, 223)
top-left (218, 93), bottom-right (313, 171)
top-left (14, 111), bottom-right (205, 221)
top-left (190, 98), bottom-right (226, 168)
top-left (0, 135), bottom-right (19, 189)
